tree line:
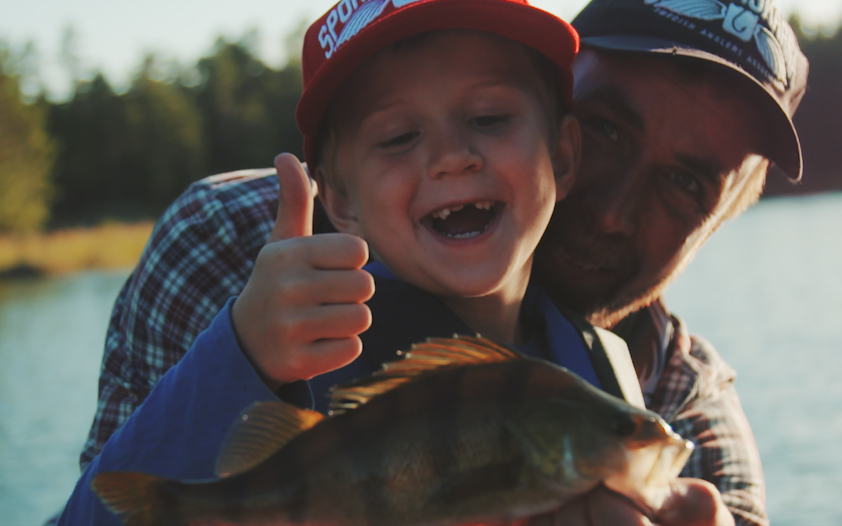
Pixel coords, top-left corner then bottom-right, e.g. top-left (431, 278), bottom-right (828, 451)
top-left (0, 18), bottom-right (840, 233)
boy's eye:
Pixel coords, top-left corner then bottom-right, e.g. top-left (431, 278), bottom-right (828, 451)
top-left (470, 114), bottom-right (509, 129)
top-left (379, 131), bottom-right (419, 149)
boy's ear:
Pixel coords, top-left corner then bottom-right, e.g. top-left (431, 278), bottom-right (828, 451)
top-left (314, 168), bottom-right (363, 237)
top-left (552, 114), bottom-right (581, 202)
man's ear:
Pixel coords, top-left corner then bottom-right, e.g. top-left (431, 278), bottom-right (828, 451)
top-left (314, 168), bottom-right (363, 237)
top-left (552, 114), bottom-right (581, 201)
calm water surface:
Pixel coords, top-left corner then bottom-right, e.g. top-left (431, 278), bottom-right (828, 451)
top-left (0, 271), bottom-right (127, 526)
top-left (665, 193), bottom-right (842, 525)
top-left (0, 193), bottom-right (840, 525)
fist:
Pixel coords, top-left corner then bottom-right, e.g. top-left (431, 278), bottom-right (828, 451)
top-left (232, 154), bottom-right (375, 388)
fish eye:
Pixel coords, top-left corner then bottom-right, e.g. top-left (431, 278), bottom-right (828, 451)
top-left (613, 416), bottom-right (637, 438)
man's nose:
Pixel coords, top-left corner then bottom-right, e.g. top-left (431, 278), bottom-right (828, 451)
top-left (427, 126), bottom-right (482, 179)
top-left (586, 168), bottom-right (642, 236)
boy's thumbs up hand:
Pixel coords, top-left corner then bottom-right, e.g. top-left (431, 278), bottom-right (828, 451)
top-left (232, 153), bottom-right (374, 390)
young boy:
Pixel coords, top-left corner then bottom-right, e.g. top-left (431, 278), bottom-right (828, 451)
top-left (59, 1), bottom-right (635, 523)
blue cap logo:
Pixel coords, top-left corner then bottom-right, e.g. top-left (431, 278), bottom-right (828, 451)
top-left (643, 0), bottom-right (800, 90)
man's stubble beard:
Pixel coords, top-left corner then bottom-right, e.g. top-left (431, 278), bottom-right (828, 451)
top-left (532, 216), bottom-right (700, 329)
top-left (534, 229), bottom-right (705, 329)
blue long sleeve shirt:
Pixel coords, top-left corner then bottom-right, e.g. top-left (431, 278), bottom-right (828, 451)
top-left (59, 266), bottom-right (600, 525)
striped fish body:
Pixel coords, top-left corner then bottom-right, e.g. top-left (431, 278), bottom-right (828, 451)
top-left (94, 339), bottom-right (693, 526)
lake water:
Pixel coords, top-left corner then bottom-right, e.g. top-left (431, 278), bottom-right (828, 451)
top-left (0, 193), bottom-right (840, 525)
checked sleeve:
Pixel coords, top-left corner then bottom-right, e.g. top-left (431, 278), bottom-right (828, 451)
top-left (79, 169), bottom-right (280, 470)
top-left (647, 318), bottom-right (768, 526)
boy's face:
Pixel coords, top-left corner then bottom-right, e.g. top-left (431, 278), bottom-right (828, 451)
top-left (320, 31), bottom-right (575, 302)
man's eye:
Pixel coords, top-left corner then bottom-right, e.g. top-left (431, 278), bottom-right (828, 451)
top-left (585, 117), bottom-right (620, 141)
top-left (470, 115), bottom-right (509, 128)
top-left (379, 131), bottom-right (419, 149)
top-left (666, 170), bottom-right (701, 194)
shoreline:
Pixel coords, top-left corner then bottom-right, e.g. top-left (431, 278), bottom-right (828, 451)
top-left (0, 222), bottom-right (154, 278)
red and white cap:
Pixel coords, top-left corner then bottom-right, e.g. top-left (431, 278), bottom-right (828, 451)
top-left (296, 0), bottom-right (580, 172)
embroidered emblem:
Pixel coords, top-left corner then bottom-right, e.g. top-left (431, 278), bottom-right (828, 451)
top-left (643, 0), bottom-right (798, 87)
top-left (319, 0), bottom-right (426, 59)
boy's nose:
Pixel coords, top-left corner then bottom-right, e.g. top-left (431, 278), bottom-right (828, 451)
top-left (427, 127), bottom-right (483, 179)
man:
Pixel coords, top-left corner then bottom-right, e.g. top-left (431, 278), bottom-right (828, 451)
top-left (78, 0), bottom-right (807, 524)
top-left (532, 0), bottom-right (807, 523)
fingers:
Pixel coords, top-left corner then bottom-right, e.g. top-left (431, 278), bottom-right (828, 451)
top-left (232, 231), bottom-right (374, 387)
top-left (232, 153), bottom-right (376, 389)
top-left (285, 269), bottom-right (375, 305)
top-left (254, 304), bottom-right (371, 383)
top-left (552, 479), bottom-right (733, 526)
top-left (552, 488), bottom-right (652, 526)
top-left (270, 153), bottom-right (316, 242)
top-left (654, 479), bottom-right (734, 526)
top-left (275, 233), bottom-right (369, 271)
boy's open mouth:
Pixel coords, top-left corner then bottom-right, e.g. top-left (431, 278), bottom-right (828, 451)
top-left (423, 201), bottom-right (502, 239)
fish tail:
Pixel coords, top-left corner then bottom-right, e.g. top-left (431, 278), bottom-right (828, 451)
top-left (92, 471), bottom-right (175, 526)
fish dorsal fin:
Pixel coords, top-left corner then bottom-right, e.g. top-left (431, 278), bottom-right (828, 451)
top-left (328, 335), bottom-right (521, 414)
top-left (216, 401), bottom-right (324, 478)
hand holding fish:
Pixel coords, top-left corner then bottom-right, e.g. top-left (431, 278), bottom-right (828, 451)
top-left (232, 153), bottom-right (375, 388)
top-left (542, 477), bottom-right (734, 526)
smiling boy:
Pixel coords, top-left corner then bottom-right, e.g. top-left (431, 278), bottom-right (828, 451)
top-left (230, 0), bottom-right (626, 408)
top-left (317, 31), bottom-right (560, 340)
top-left (58, 1), bottom-right (641, 523)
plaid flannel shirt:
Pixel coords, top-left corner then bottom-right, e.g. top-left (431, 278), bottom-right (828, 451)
top-left (81, 169), bottom-right (767, 526)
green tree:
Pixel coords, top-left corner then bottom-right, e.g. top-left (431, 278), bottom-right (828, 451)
top-left (0, 43), bottom-right (53, 233)
top-left (123, 55), bottom-right (207, 210)
top-left (48, 73), bottom-right (134, 223)
top-left (194, 36), bottom-right (303, 174)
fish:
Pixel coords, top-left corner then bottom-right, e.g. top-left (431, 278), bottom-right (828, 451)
top-left (92, 335), bottom-right (694, 526)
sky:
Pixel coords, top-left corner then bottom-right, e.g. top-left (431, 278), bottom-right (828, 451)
top-left (1, 0), bottom-right (840, 98)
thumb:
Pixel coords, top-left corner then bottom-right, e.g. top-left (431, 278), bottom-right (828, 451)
top-left (269, 153), bottom-right (316, 242)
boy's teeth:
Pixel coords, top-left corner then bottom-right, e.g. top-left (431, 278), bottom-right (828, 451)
top-left (432, 201), bottom-right (494, 220)
top-left (434, 208), bottom-right (451, 220)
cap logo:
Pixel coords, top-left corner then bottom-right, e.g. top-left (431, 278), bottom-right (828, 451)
top-left (318, 0), bottom-right (426, 59)
top-left (643, 0), bottom-right (799, 89)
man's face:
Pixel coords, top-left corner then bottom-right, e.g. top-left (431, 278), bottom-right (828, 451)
top-left (534, 49), bottom-right (768, 327)
top-left (322, 31), bottom-right (574, 305)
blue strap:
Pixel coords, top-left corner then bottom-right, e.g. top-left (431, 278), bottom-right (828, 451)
top-left (364, 260), bottom-right (398, 280)
top-left (366, 261), bottom-right (601, 389)
top-left (519, 286), bottom-right (602, 389)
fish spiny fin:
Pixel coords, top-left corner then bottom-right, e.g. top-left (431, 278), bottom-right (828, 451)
top-left (216, 401), bottom-right (324, 477)
top-left (329, 335), bottom-right (521, 414)
top-left (91, 472), bottom-right (167, 526)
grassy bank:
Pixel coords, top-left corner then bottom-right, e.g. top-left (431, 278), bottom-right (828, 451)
top-left (0, 222), bottom-right (155, 276)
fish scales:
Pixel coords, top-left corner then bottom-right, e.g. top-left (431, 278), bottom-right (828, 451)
top-left (270, 365), bottom-right (541, 525)
top-left (93, 337), bottom-right (694, 526)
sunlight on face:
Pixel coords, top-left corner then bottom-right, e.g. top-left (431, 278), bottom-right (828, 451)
top-left (321, 32), bottom-right (566, 314)
top-left (534, 49), bottom-right (767, 327)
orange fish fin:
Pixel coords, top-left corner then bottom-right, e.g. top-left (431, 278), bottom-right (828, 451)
top-left (329, 335), bottom-right (522, 414)
top-left (216, 401), bottom-right (324, 478)
top-left (92, 471), bottom-right (167, 526)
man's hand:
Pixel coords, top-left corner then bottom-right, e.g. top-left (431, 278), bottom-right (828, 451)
top-left (231, 153), bottom-right (374, 389)
top-left (536, 478), bottom-right (734, 526)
